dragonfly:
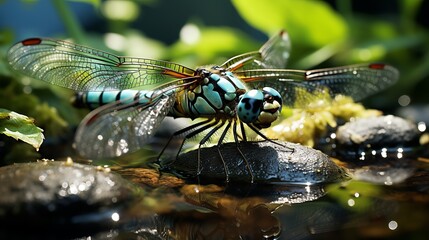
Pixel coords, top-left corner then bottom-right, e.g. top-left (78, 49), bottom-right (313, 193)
top-left (7, 31), bottom-right (399, 181)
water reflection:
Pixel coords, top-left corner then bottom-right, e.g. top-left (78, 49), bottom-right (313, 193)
top-left (112, 166), bottom-right (335, 239)
top-left (150, 183), bottom-right (328, 239)
top-left (9, 157), bottom-right (425, 239)
top-left (76, 166), bottom-right (429, 239)
top-left (352, 165), bottom-right (415, 185)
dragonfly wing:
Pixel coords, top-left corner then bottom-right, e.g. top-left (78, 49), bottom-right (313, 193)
top-left (303, 63), bottom-right (399, 101)
top-left (220, 30), bottom-right (291, 71)
top-left (7, 38), bottom-right (195, 91)
top-left (74, 89), bottom-right (177, 159)
top-left (256, 30), bottom-right (291, 69)
top-left (236, 63), bottom-right (399, 106)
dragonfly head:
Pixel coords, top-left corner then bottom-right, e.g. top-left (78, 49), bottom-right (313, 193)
top-left (237, 87), bottom-right (282, 129)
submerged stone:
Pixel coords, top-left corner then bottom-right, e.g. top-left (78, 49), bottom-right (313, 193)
top-left (171, 141), bottom-right (349, 183)
top-left (0, 160), bottom-right (141, 238)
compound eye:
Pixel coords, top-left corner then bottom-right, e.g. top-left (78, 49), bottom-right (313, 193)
top-left (262, 87), bottom-right (282, 111)
top-left (237, 90), bottom-right (264, 123)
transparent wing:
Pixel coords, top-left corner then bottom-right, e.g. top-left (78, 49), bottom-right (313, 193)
top-left (74, 88), bottom-right (177, 159)
top-left (220, 30), bottom-right (291, 71)
top-left (7, 38), bottom-right (195, 91)
top-left (235, 63), bottom-right (399, 106)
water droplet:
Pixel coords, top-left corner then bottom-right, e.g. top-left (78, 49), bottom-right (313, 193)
top-left (418, 122), bottom-right (426, 132)
top-left (388, 220), bottom-right (398, 230)
top-left (384, 176), bottom-right (393, 185)
top-left (69, 184), bottom-right (78, 194)
top-left (111, 212), bottom-right (120, 222)
top-left (38, 174), bottom-right (47, 182)
top-left (78, 183), bottom-right (86, 191)
top-left (58, 189), bottom-right (67, 197)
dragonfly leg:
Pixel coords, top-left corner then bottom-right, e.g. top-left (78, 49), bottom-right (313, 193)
top-left (169, 119), bottom-right (220, 174)
top-left (216, 120), bottom-right (233, 182)
top-left (247, 123), bottom-right (294, 153)
top-left (157, 119), bottom-right (212, 162)
top-left (232, 121), bottom-right (247, 142)
top-left (239, 121), bottom-right (247, 142)
top-left (195, 119), bottom-right (225, 175)
top-left (233, 121), bottom-right (255, 183)
top-left (176, 119), bottom-right (220, 157)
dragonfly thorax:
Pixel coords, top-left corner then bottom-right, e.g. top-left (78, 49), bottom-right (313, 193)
top-left (172, 68), bottom-right (283, 128)
top-left (172, 69), bottom-right (248, 119)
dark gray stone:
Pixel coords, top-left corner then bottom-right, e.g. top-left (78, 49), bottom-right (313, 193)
top-left (336, 115), bottom-right (420, 147)
top-left (0, 160), bottom-right (140, 238)
top-left (172, 141), bottom-right (349, 184)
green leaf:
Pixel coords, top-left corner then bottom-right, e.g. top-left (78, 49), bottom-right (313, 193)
top-left (232, 0), bottom-right (348, 48)
top-left (0, 109), bottom-right (44, 150)
top-left (169, 26), bottom-right (260, 66)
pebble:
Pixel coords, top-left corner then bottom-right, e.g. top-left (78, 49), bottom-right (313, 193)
top-left (336, 115), bottom-right (420, 147)
top-left (335, 115), bottom-right (422, 160)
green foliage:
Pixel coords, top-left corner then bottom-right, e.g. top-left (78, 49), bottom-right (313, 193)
top-left (0, 75), bottom-right (73, 136)
top-left (0, 109), bottom-right (44, 150)
top-left (232, 0), bottom-right (348, 48)
top-left (170, 27), bottom-right (260, 66)
top-left (1, 142), bottom-right (42, 165)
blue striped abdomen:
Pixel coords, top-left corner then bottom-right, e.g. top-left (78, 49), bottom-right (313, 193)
top-left (73, 90), bottom-right (155, 109)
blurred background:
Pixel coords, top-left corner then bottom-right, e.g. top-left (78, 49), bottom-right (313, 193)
top-left (0, 0), bottom-right (428, 161)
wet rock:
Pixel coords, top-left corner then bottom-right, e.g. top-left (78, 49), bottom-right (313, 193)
top-left (0, 160), bottom-right (141, 238)
top-left (171, 141), bottom-right (349, 184)
top-left (335, 115), bottom-right (421, 160)
top-left (336, 115), bottom-right (420, 147)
